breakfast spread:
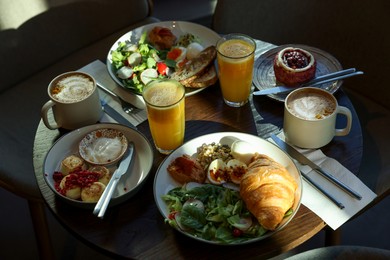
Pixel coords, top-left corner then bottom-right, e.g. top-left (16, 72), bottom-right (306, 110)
top-left (273, 47), bottom-right (316, 86)
top-left (110, 26), bottom-right (217, 94)
top-left (163, 140), bottom-right (297, 242)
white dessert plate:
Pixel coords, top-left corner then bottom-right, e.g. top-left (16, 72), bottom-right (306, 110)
top-left (107, 21), bottom-right (221, 97)
top-left (79, 128), bottom-right (128, 166)
top-left (43, 123), bottom-right (154, 208)
top-left (153, 132), bottom-right (302, 245)
top-left (253, 44), bottom-right (343, 102)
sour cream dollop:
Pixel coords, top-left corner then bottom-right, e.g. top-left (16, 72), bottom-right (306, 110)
top-left (84, 137), bottom-right (123, 164)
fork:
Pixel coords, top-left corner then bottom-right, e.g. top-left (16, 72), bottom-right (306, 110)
top-left (97, 83), bottom-right (142, 114)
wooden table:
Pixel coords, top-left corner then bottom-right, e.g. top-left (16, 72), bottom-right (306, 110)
top-left (33, 77), bottom-right (363, 259)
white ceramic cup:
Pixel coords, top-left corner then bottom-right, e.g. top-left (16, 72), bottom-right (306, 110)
top-left (283, 87), bottom-right (352, 149)
top-left (41, 71), bottom-right (103, 130)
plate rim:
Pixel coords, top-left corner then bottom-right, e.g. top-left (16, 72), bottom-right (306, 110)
top-left (43, 122), bottom-right (154, 208)
top-left (106, 20), bottom-right (221, 97)
top-left (253, 44), bottom-right (343, 102)
top-left (153, 131), bottom-right (302, 245)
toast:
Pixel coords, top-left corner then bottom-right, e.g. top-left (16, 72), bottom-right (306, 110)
top-left (170, 45), bottom-right (217, 84)
top-left (183, 65), bottom-right (218, 88)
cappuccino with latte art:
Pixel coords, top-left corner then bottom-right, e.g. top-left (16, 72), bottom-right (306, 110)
top-left (41, 72), bottom-right (102, 130)
top-left (283, 87), bottom-right (352, 149)
top-left (51, 74), bottom-right (94, 103)
top-left (286, 89), bottom-right (336, 120)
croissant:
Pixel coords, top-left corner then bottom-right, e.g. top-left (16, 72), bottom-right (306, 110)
top-left (240, 153), bottom-right (297, 230)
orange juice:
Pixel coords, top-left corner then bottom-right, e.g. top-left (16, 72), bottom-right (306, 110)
top-left (142, 79), bottom-right (185, 154)
top-left (217, 35), bottom-right (255, 107)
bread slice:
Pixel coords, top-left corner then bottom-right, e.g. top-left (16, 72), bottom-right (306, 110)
top-left (170, 45), bottom-right (217, 82)
top-left (183, 64), bottom-right (218, 88)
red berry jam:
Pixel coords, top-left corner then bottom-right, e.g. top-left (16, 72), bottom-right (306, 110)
top-left (282, 50), bottom-right (310, 69)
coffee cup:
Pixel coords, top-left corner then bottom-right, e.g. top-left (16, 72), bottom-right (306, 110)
top-left (41, 71), bottom-right (103, 130)
top-left (283, 87), bottom-right (352, 149)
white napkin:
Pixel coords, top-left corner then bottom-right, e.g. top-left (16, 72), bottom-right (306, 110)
top-left (271, 132), bottom-right (377, 230)
top-left (78, 60), bottom-right (148, 126)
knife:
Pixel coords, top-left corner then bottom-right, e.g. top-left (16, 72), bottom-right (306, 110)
top-left (300, 170), bottom-right (345, 209)
top-left (93, 142), bottom-right (135, 218)
top-left (102, 102), bottom-right (136, 129)
top-left (270, 134), bottom-right (362, 200)
top-left (253, 69), bottom-right (363, 96)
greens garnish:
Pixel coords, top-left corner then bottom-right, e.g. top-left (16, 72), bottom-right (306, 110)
top-left (162, 184), bottom-right (269, 244)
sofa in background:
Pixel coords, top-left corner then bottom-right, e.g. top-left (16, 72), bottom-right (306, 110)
top-left (0, 0), bottom-right (158, 258)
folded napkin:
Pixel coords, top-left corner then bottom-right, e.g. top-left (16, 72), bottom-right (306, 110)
top-left (271, 132), bottom-right (377, 230)
top-left (78, 60), bottom-right (147, 126)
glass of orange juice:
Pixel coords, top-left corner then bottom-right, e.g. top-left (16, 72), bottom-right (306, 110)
top-left (216, 34), bottom-right (256, 107)
top-left (142, 79), bottom-right (185, 154)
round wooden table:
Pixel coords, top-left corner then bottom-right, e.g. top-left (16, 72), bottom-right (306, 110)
top-left (33, 82), bottom-right (362, 259)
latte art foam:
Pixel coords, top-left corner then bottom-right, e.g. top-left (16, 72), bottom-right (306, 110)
top-left (51, 75), bottom-right (94, 103)
top-left (287, 91), bottom-right (335, 120)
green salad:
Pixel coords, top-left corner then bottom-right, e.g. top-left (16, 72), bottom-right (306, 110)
top-left (162, 183), bottom-right (270, 244)
top-left (110, 31), bottom-right (201, 94)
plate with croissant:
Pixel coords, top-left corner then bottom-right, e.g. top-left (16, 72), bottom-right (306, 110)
top-left (153, 132), bottom-right (302, 245)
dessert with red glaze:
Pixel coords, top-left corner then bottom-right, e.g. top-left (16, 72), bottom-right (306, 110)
top-left (273, 47), bottom-right (316, 86)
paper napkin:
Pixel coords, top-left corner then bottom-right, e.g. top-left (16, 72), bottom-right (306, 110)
top-left (78, 60), bottom-right (147, 126)
top-left (271, 132), bottom-right (377, 230)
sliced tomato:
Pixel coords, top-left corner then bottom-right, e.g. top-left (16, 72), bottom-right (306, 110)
top-left (157, 62), bottom-right (168, 75)
top-left (167, 48), bottom-right (182, 61)
top-left (168, 211), bottom-right (177, 220)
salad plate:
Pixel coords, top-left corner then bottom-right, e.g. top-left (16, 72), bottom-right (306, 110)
top-left (107, 21), bottom-right (221, 97)
top-left (153, 132), bottom-right (302, 245)
top-left (43, 123), bottom-right (154, 209)
top-left (253, 44), bottom-right (343, 102)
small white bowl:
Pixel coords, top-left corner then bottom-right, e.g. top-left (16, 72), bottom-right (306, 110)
top-left (79, 128), bottom-right (128, 166)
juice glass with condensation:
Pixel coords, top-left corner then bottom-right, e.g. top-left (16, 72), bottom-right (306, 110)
top-left (142, 79), bottom-right (185, 154)
top-left (216, 34), bottom-right (256, 107)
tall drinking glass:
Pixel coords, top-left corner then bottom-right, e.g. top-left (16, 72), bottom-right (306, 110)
top-left (142, 79), bottom-right (185, 154)
top-left (216, 33), bottom-right (256, 107)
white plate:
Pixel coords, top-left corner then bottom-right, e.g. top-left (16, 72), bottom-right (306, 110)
top-left (107, 21), bottom-right (221, 97)
top-left (43, 123), bottom-right (154, 208)
top-left (153, 132), bottom-right (302, 245)
top-left (253, 44), bottom-right (343, 102)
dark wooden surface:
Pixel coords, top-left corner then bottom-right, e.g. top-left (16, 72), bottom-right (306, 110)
top-left (33, 82), bottom-right (363, 259)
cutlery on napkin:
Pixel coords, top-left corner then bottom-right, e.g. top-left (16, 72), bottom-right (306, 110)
top-left (269, 132), bottom-right (376, 230)
top-left (271, 134), bottom-right (362, 200)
